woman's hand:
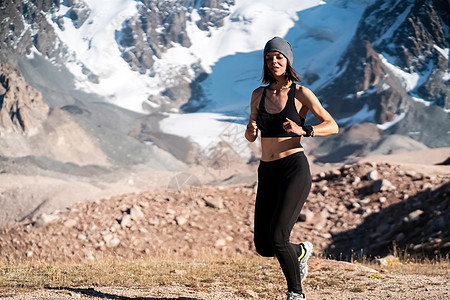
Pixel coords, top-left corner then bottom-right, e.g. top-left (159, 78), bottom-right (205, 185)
top-left (283, 118), bottom-right (305, 136)
top-left (245, 120), bottom-right (258, 142)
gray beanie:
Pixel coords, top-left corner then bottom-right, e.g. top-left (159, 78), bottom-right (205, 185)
top-left (263, 36), bottom-right (293, 65)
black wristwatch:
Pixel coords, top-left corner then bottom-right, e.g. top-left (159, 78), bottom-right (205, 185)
top-left (302, 125), bottom-right (314, 137)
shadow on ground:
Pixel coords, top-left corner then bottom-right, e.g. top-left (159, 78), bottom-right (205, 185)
top-left (47, 287), bottom-right (199, 300)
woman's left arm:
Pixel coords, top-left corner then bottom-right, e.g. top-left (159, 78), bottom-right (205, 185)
top-left (298, 86), bottom-right (338, 136)
top-left (283, 86), bottom-right (339, 137)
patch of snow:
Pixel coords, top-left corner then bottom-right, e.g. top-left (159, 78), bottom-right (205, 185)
top-left (197, 0), bottom-right (371, 113)
top-left (377, 112), bottom-right (406, 130)
top-left (411, 96), bottom-right (432, 106)
top-left (336, 104), bottom-right (375, 126)
top-left (379, 53), bottom-right (419, 91)
top-left (433, 45), bottom-right (449, 60)
top-left (443, 70), bottom-right (450, 81)
top-left (159, 112), bottom-right (253, 160)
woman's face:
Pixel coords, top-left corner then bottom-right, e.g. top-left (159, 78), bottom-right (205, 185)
top-left (265, 51), bottom-right (287, 78)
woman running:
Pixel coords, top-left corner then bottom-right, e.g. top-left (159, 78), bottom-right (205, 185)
top-left (245, 36), bottom-right (339, 300)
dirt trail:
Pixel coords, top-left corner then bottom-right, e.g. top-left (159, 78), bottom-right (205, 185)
top-left (2, 258), bottom-right (449, 299)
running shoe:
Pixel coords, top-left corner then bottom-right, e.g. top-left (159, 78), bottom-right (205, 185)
top-left (286, 291), bottom-right (306, 300)
top-left (298, 241), bottom-right (313, 281)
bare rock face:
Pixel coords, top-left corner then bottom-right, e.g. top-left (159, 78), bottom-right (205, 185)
top-left (196, 0), bottom-right (236, 31)
top-left (0, 0), bottom-right (62, 59)
top-left (0, 62), bottom-right (49, 136)
top-left (116, 0), bottom-right (235, 74)
top-left (116, 0), bottom-right (192, 75)
top-left (317, 0), bottom-right (449, 148)
top-left (0, 62), bottom-right (110, 166)
top-left (321, 0), bottom-right (449, 115)
top-left (0, 2), bottom-right (32, 57)
top-left (68, 1), bottom-right (91, 29)
top-left (113, 0), bottom-right (234, 111)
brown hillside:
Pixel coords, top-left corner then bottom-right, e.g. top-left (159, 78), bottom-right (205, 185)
top-left (0, 161), bottom-right (448, 262)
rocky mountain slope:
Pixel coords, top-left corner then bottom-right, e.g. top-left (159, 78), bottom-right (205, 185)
top-left (0, 62), bottom-right (48, 137)
top-left (0, 60), bottom-right (190, 168)
top-left (0, 160), bottom-right (448, 262)
top-left (0, 61), bottom-right (190, 230)
top-left (316, 0), bottom-right (450, 150)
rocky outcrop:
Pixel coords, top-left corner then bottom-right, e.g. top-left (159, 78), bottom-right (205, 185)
top-left (0, 0), bottom-right (62, 59)
top-left (321, 0), bottom-right (449, 111)
top-left (0, 63), bottom-right (111, 166)
top-left (317, 0), bottom-right (449, 147)
top-left (0, 0), bottom-right (99, 88)
top-left (113, 0), bottom-right (234, 110)
top-left (0, 0), bottom-right (33, 57)
top-left (0, 62), bottom-right (49, 136)
top-left (324, 165), bottom-right (450, 260)
top-left (196, 0), bottom-right (236, 31)
top-left (116, 0), bottom-right (234, 74)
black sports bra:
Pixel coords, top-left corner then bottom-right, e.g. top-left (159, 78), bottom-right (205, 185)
top-left (255, 83), bottom-right (305, 138)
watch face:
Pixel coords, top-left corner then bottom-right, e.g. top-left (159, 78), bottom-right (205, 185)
top-left (303, 125), bottom-right (312, 137)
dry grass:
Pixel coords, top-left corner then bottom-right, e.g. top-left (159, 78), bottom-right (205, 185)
top-left (371, 258), bottom-right (450, 276)
top-left (0, 255), bottom-right (285, 297)
top-left (1, 254), bottom-right (449, 299)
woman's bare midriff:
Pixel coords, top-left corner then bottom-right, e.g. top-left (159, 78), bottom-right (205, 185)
top-left (260, 136), bottom-right (304, 162)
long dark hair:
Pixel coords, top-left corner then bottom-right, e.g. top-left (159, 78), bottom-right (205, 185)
top-left (262, 58), bottom-right (300, 85)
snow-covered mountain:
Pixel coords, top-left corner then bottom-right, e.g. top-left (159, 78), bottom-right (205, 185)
top-left (0, 0), bottom-right (449, 166)
top-left (42, 0), bottom-right (377, 112)
top-left (34, 0), bottom-right (363, 114)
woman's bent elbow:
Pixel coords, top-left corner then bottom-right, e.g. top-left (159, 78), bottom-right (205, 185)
top-left (329, 120), bottom-right (339, 135)
top-left (334, 123), bottom-right (339, 134)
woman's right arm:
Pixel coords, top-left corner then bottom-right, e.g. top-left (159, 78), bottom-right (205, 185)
top-left (245, 88), bottom-right (262, 142)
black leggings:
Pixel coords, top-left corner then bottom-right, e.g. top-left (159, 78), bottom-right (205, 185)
top-left (254, 151), bottom-right (312, 294)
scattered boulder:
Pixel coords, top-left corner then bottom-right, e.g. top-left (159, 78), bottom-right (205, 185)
top-left (33, 213), bottom-right (59, 228)
top-left (175, 215), bottom-right (189, 226)
top-left (371, 179), bottom-right (396, 193)
top-left (298, 209), bottom-right (314, 222)
top-left (129, 205), bottom-right (145, 221)
top-left (367, 170), bottom-right (379, 181)
top-left (405, 209), bottom-right (423, 223)
top-left (215, 238), bottom-right (227, 248)
top-left (204, 196), bottom-right (224, 209)
top-left (119, 214), bottom-right (132, 229)
top-left (106, 237), bottom-right (120, 248)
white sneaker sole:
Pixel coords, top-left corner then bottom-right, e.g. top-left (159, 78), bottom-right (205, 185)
top-left (299, 241), bottom-right (313, 281)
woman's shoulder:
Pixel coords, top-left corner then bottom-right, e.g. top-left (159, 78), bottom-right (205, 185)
top-left (252, 86), bottom-right (266, 94)
top-left (294, 83), bottom-right (309, 91)
top-left (251, 86), bottom-right (266, 100)
top-left (294, 84), bottom-right (314, 97)
top-left (250, 86), bottom-right (266, 108)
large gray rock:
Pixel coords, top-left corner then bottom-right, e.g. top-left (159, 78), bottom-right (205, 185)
top-left (0, 63), bottom-right (49, 136)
